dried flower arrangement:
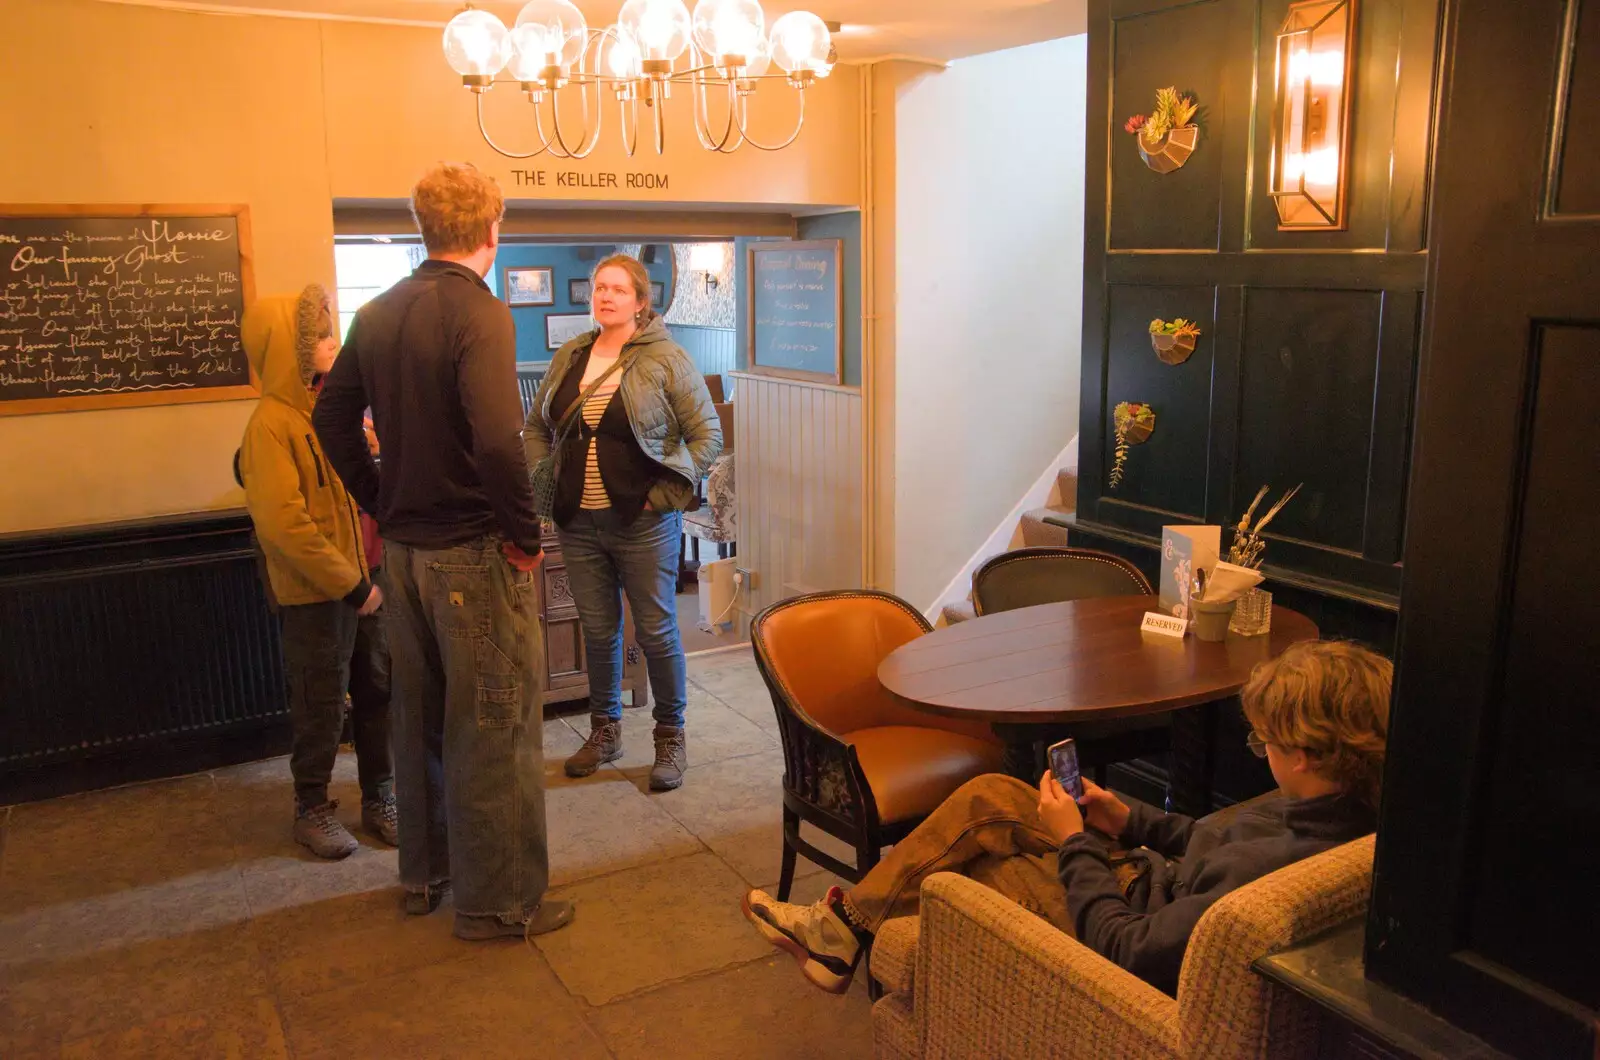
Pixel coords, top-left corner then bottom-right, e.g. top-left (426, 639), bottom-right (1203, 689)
top-left (1227, 483), bottom-right (1302, 569)
top-left (1125, 87), bottom-right (1199, 148)
top-left (1110, 402), bottom-right (1156, 490)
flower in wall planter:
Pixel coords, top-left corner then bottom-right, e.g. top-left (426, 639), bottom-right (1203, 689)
top-left (1149, 318), bottom-right (1201, 364)
top-left (1109, 401), bottom-right (1156, 490)
top-left (1126, 87), bottom-right (1200, 174)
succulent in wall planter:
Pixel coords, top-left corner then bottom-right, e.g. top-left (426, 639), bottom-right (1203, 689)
top-left (1149, 318), bottom-right (1201, 364)
top-left (1125, 88), bottom-right (1200, 174)
top-left (1109, 401), bottom-right (1156, 490)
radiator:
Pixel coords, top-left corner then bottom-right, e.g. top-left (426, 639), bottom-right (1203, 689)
top-left (0, 512), bottom-right (285, 781)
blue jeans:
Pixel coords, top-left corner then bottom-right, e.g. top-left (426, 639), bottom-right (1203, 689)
top-left (558, 508), bottom-right (687, 729)
top-left (382, 536), bottom-right (548, 921)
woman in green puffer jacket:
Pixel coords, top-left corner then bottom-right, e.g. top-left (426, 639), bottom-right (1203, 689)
top-left (524, 254), bottom-right (722, 792)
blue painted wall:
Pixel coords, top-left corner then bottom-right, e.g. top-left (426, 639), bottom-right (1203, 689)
top-left (494, 244), bottom-right (673, 365)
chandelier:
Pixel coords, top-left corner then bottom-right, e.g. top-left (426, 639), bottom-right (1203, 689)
top-left (442, 0), bottom-right (836, 157)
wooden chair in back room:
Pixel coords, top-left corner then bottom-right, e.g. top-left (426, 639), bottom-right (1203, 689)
top-left (751, 590), bottom-right (1005, 902)
top-left (971, 546), bottom-right (1170, 781)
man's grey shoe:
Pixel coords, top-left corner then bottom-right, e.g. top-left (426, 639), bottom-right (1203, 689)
top-left (404, 880), bottom-right (450, 916)
top-left (453, 900), bottom-right (576, 941)
top-left (294, 800), bottom-right (359, 860)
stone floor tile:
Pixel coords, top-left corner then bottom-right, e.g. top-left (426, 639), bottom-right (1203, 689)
top-left (211, 753), bottom-right (378, 861)
top-left (0, 867), bottom-right (251, 969)
top-left (0, 919), bottom-right (270, 1044)
top-left (238, 844), bottom-right (400, 918)
top-left (542, 713), bottom-right (589, 761)
top-left (545, 768), bottom-right (704, 886)
top-left (652, 750), bottom-right (858, 887)
top-left (279, 945), bottom-right (611, 1060)
top-left (250, 885), bottom-right (465, 1001)
top-left (0, 775), bottom-right (236, 910)
top-left (686, 657), bottom-right (779, 735)
top-left (592, 952), bottom-right (876, 1060)
top-left (533, 851), bottom-right (772, 1005)
top-left (58, 995), bottom-right (289, 1060)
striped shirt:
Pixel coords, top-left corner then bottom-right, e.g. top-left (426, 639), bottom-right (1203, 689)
top-left (578, 353), bottom-right (623, 510)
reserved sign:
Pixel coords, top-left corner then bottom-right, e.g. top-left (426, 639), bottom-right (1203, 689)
top-left (1141, 611), bottom-right (1188, 638)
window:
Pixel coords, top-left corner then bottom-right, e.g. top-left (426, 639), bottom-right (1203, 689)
top-left (333, 244), bottom-right (424, 339)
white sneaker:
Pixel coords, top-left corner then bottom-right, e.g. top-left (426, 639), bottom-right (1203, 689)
top-left (742, 886), bottom-right (863, 993)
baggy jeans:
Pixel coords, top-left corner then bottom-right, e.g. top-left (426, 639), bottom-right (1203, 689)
top-left (383, 536), bottom-right (549, 920)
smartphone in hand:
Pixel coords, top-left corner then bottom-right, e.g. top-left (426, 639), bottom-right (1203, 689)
top-left (1047, 737), bottom-right (1084, 801)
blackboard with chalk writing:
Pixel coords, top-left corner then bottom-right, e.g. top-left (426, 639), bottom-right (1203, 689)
top-left (747, 239), bottom-right (842, 386)
top-left (0, 206), bottom-right (257, 416)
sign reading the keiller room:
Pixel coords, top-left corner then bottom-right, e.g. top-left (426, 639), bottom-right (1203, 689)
top-left (510, 169), bottom-right (671, 191)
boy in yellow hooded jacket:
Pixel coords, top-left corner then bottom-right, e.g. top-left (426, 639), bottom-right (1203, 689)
top-left (239, 284), bottom-right (395, 859)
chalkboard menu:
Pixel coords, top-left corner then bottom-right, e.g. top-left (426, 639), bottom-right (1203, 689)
top-left (0, 207), bottom-right (256, 415)
top-left (748, 239), bottom-right (842, 386)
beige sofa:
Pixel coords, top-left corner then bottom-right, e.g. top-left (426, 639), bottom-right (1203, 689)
top-left (869, 834), bottom-right (1375, 1060)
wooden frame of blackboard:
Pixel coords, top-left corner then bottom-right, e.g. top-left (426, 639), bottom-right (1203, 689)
top-left (0, 203), bottom-right (258, 416)
top-left (746, 239), bottom-right (843, 387)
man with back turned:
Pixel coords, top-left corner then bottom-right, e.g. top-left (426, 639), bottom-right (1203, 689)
top-left (314, 162), bottom-right (572, 941)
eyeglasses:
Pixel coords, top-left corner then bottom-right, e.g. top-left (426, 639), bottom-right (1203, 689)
top-left (1246, 731), bottom-right (1270, 758)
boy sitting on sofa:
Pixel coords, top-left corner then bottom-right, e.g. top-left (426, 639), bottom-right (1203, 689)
top-left (742, 639), bottom-right (1390, 996)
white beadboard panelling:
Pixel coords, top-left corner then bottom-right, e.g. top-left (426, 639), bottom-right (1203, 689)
top-left (731, 371), bottom-right (863, 628)
top-left (669, 324), bottom-right (738, 378)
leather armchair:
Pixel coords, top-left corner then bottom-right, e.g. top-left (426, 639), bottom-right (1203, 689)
top-left (751, 590), bottom-right (1005, 902)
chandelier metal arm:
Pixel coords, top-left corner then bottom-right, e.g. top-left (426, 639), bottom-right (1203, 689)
top-left (732, 87), bottom-right (807, 152)
top-left (543, 70), bottom-right (605, 159)
top-left (475, 92), bottom-right (551, 160)
top-left (690, 61), bottom-right (744, 153)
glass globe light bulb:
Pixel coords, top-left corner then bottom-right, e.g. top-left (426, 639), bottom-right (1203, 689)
top-left (604, 27), bottom-right (644, 78)
top-left (692, 0), bottom-right (763, 63)
top-left (512, 0), bottom-right (588, 71)
top-left (768, 11), bottom-right (831, 76)
top-left (743, 33), bottom-right (771, 78)
top-left (442, 9), bottom-right (513, 78)
top-left (618, 0), bottom-right (692, 63)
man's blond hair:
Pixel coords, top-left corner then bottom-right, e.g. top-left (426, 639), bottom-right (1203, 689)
top-left (1241, 640), bottom-right (1392, 811)
top-left (410, 162), bottom-right (504, 256)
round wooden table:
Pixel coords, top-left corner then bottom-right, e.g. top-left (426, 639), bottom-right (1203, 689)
top-left (877, 595), bottom-right (1318, 813)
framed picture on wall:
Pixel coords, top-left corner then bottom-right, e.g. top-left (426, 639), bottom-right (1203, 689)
top-left (651, 280), bottom-right (667, 309)
top-left (545, 312), bottom-right (594, 350)
top-left (504, 266), bottom-right (554, 307)
top-left (568, 277), bottom-right (592, 306)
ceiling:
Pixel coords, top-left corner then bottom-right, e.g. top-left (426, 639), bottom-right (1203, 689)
top-left (94, 0), bottom-right (1088, 63)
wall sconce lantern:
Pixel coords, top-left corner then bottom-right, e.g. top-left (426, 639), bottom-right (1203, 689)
top-left (689, 242), bottom-right (725, 293)
top-left (1270, 0), bottom-right (1356, 229)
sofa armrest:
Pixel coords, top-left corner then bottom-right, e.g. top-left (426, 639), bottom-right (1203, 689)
top-left (914, 873), bottom-right (1181, 1060)
top-left (871, 916), bottom-right (920, 996)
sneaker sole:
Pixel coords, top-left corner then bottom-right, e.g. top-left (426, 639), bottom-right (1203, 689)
top-left (294, 833), bottom-right (357, 860)
top-left (564, 748), bottom-right (623, 778)
top-left (648, 773), bottom-right (684, 792)
top-left (740, 892), bottom-right (854, 995)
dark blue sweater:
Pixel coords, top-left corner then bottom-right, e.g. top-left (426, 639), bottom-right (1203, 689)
top-left (1057, 792), bottom-right (1375, 996)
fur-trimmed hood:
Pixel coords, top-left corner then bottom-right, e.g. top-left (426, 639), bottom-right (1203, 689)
top-left (241, 284), bottom-right (332, 413)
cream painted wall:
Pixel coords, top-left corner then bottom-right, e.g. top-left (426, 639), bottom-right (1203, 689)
top-left (0, 0), bottom-right (860, 533)
top-left (890, 36), bottom-right (1088, 613)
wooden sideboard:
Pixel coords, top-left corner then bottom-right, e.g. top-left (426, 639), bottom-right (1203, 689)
top-left (537, 526), bottom-right (649, 711)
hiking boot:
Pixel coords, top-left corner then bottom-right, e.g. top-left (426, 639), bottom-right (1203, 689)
top-left (742, 886), bottom-right (865, 994)
top-left (453, 899), bottom-right (576, 941)
top-left (293, 800), bottom-right (359, 860)
top-left (649, 725), bottom-right (688, 791)
top-left (404, 880), bottom-right (450, 916)
top-left (564, 721), bottom-right (622, 777)
top-left (361, 794), bottom-right (399, 846)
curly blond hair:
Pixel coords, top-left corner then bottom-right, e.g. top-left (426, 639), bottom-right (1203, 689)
top-left (410, 162), bottom-right (504, 256)
top-left (1241, 640), bottom-right (1392, 811)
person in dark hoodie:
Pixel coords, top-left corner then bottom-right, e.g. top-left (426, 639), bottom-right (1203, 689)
top-left (740, 639), bottom-right (1390, 996)
top-left (238, 284), bottom-right (395, 860)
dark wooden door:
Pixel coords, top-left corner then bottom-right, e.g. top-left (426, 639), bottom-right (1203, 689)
top-left (1365, 1), bottom-right (1600, 1055)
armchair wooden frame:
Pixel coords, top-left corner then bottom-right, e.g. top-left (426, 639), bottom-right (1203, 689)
top-left (751, 590), bottom-right (933, 903)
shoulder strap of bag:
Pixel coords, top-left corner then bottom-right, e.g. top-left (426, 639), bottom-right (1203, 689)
top-left (552, 353), bottom-right (626, 440)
